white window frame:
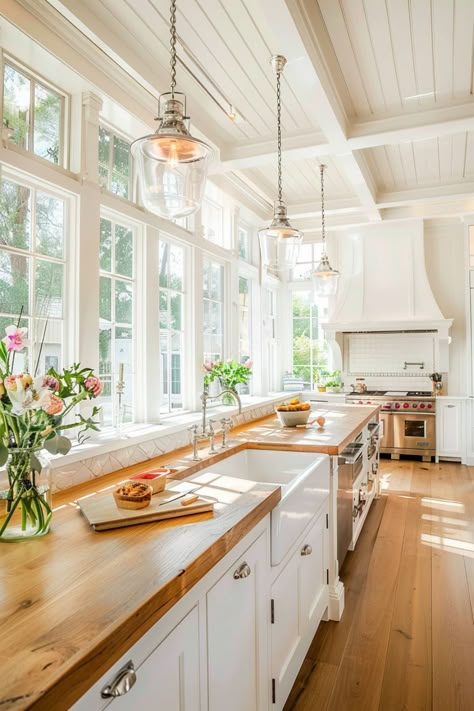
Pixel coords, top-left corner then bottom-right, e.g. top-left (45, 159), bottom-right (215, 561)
top-left (98, 208), bottom-right (138, 427)
top-left (1, 53), bottom-right (69, 169)
top-left (0, 167), bottom-right (75, 370)
top-left (98, 122), bottom-right (133, 200)
top-left (158, 234), bottom-right (187, 416)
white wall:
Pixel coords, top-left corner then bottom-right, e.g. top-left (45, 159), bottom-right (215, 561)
top-left (424, 218), bottom-right (467, 395)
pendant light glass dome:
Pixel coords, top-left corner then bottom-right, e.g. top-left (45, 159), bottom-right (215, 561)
top-left (312, 164), bottom-right (339, 296)
top-left (259, 56), bottom-right (303, 272)
top-left (131, 0), bottom-right (213, 220)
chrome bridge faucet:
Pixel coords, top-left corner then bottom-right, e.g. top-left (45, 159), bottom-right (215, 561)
top-left (188, 388), bottom-right (242, 461)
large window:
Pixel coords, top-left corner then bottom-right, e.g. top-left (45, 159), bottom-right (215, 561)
top-left (238, 276), bottom-right (251, 394)
top-left (203, 258), bottom-right (224, 363)
top-left (202, 197), bottom-right (224, 247)
top-left (291, 243), bottom-right (323, 281)
top-left (98, 126), bottom-right (131, 199)
top-left (2, 61), bottom-right (64, 165)
top-left (266, 288), bottom-right (277, 392)
top-left (238, 225), bottom-right (251, 261)
top-left (291, 291), bottom-right (328, 389)
top-left (0, 176), bottom-right (66, 372)
top-left (99, 216), bottom-right (135, 425)
top-left (159, 239), bottom-right (185, 414)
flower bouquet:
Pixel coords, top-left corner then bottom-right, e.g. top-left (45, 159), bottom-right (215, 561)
top-left (201, 359), bottom-right (252, 404)
top-left (0, 323), bottom-right (102, 541)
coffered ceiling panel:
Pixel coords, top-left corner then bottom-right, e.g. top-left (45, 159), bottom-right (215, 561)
top-left (317, 0), bottom-right (474, 119)
top-left (47, 0), bottom-right (320, 146)
top-left (241, 156), bottom-right (355, 205)
top-left (365, 131), bottom-right (474, 192)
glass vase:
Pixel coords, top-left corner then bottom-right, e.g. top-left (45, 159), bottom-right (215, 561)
top-left (0, 449), bottom-right (52, 542)
top-left (219, 381), bottom-right (238, 406)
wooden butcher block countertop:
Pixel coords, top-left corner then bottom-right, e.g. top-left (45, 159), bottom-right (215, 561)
top-left (0, 403), bottom-right (377, 710)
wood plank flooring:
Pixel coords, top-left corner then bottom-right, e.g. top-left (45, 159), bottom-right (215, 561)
top-left (284, 458), bottom-right (474, 711)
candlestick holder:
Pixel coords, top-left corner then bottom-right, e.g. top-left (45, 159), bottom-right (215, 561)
top-left (115, 376), bottom-right (128, 437)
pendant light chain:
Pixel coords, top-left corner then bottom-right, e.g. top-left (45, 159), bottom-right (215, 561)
top-left (320, 164), bottom-right (326, 251)
top-left (170, 0), bottom-right (177, 98)
top-left (276, 68), bottom-right (283, 206)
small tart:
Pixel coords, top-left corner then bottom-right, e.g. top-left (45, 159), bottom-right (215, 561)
top-left (113, 481), bottom-right (153, 510)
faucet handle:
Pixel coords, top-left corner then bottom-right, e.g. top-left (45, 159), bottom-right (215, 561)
top-left (221, 417), bottom-right (233, 430)
top-left (208, 418), bottom-right (217, 433)
top-left (188, 423), bottom-right (198, 436)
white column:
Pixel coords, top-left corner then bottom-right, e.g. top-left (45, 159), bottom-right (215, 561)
top-left (75, 92), bottom-right (102, 370)
top-left (327, 456), bottom-right (345, 620)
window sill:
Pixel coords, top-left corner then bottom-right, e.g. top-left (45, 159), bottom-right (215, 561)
top-left (49, 392), bottom-right (290, 469)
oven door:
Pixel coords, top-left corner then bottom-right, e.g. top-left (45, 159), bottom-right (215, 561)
top-left (393, 413), bottom-right (435, 453)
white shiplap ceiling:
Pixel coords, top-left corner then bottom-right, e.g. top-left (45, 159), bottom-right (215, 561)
top-left (9, 0), bottom-right (474, 231)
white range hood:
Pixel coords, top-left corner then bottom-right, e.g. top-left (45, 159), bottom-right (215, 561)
top-left (323, 221), bottom-right (452, 374)
top-left (325, 220), bottom-right (452, 334)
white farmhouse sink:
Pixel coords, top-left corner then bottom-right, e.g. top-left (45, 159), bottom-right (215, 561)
top-left (195, 449), bottom-right (330, 566)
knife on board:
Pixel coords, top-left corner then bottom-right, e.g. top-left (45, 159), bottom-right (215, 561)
top-left (158, 488), bottom-right (201, 506)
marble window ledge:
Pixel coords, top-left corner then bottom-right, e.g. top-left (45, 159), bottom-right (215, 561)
top-left (49, 393), bottom-right (292, 493)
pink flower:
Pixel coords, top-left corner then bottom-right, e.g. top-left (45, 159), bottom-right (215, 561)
top-left (43, 375), bottom-right (59, 391)
top-left (45, 394), bottom-right (64, 416)
top-left (244, 360), bottom-right (252, 369)
top-left (84, 376), bottom-right (103, 397)
top-left (2, 325), bottom-right (27, 352)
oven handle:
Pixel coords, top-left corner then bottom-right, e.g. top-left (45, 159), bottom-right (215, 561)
top-left (339, 446), bottom-right (365, 466)
top-left (392, 412), bottom-right (436, 417)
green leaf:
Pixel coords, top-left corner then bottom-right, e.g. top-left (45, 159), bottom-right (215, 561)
top-left (0, 445), bottom-right (8, 466)
top-left (31, 453), bottom-right (43, 474)
top-left (44, 436), bottom-right (59, 454)
top-left (56, 436), bottom-right (72, 455)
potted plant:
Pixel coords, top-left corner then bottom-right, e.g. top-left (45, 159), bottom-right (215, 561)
top-left (325, 370), bottom-right (342, 393)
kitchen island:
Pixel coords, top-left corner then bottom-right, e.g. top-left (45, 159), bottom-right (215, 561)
top-left (0, 404), bottom-right (378, 711)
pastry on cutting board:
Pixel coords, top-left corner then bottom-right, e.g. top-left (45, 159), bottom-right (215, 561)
top-left (113, 481), bottom-right (153, 510)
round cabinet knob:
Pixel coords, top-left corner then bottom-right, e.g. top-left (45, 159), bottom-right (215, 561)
top-left (403, 402), bottom-right (409, 408)
top-left (300, 544), bottom-right (312, 556)
top-left (233, 562), bottom-right (251, 579)
top-left (420, 403), bottom-right (425, 409)
top-left (101, 661), bottom-right (136, 698)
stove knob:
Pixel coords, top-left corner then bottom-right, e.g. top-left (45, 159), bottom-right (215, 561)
top-left (394, 402), bottom-right (401, 409)
top-left (420, 403), bottom-right (425, 409)
top-left (358, 400), bottom-right (363, 404)
top-left (403, 402), bottom-right (409, 408)
top-left (427, 403), bottom-right (432, 409)
top-left (412, 403), bottom-right (418, 409)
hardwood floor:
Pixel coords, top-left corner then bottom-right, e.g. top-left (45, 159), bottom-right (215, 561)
top-left (284, 458), bottom-right (474, 711)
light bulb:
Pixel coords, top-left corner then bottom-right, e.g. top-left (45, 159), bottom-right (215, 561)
top-left (167, 140), bottom-right (179, 168)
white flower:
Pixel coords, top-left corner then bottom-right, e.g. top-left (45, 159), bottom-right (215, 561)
top-left (7, 376), bottom-right (52, 415)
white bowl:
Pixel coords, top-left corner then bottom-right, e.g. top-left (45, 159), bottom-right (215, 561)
top-left (276, 409), bottom-right (311, 427)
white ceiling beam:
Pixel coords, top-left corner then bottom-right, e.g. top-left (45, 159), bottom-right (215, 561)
top-left (349, 101), bottom-right (474, 150)
top-left (377, 181), bottom-right (474, 208)
top-left (210, 174), bottom-right (271, 221)
top-left (287, 197), bottom-right (361, 218)
top-left (381, 198), bottom-right (474, 221)
top-left (280, 0), bottom-right (381, 222)
top-left (210, 131), bottom-right (329, 174)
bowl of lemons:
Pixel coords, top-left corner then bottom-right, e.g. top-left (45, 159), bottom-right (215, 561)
top-left (275, 399), bottom-right (311, 427)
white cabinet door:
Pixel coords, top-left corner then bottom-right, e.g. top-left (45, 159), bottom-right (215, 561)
top-left (271, 506), bottom-right (329, 709)
top-left (299, 508), bottom-right (328, 631)
top-left (437, 400), bottom-right (464, 459)
top-left (206, 532), bottom-right (268, 711)
top-left (104, 607), bottom-right (200, 711)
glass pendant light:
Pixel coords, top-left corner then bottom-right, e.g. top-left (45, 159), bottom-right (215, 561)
top-left (259, 56), bottom-right (303, 272)
top-left (131, 0), bottom-right (213, 220)
top-left (312, 164), bottom-right (340, 296)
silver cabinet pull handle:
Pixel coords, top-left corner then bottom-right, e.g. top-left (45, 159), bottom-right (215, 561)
top-left (233, 562), bottom-right (251, 579)
top-left (301, 544), bottom-right (312, 556)
top-left (101, 661), bottom-right (137, 698)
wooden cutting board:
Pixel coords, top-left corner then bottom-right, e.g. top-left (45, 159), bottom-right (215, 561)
top-left (78, 488), bottom-right (215, 531)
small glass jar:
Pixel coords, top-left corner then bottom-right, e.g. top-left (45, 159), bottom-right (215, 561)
top-left (0, 449), bottom-right (52, 542)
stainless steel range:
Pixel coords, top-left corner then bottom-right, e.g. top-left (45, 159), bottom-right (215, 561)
top-left (346, 391), bottom-right (436, 461)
